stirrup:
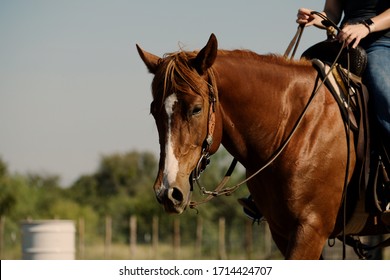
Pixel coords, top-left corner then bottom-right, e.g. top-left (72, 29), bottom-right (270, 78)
top-left (238, 196), bottom-right (263, 222)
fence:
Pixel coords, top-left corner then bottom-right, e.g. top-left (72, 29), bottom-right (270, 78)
top-left (76, 215), bottom-right (277, 260)
top-left (0, 214), bottom-right (389, 260)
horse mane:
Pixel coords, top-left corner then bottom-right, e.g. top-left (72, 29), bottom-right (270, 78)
top-left (218, 49), bottom-right (312, 66)
top-left (151, 48), bottom-right (311, 109)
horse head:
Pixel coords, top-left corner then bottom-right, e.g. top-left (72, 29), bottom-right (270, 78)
top-left (137, 34), bottom-right (222, 213)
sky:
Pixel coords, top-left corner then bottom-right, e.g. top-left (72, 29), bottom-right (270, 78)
top-left (0, 0), bottom-right (325, 186)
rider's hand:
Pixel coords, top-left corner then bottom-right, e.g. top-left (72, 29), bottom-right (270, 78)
top-left (296, 8), bottom-right (325, 28)
top-left (337, 23), bottom-right (370, 48)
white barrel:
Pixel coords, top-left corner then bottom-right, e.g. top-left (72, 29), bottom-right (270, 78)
top-left (21, 220), bottom-right (76, 260)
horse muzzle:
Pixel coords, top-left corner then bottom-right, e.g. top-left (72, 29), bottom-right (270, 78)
top-left (154, 178), bottom-right (191, 214)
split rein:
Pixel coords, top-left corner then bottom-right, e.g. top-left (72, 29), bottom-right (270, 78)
top-left (189, 12), bottom-right (349, 209)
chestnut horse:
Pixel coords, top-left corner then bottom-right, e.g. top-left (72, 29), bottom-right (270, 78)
top-left (137, 34), bottom-right (387, 259)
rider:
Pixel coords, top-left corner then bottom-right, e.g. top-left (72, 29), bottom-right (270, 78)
top-left (298, 0), bottom-right (390, 217)
top-left (239, 0), bottom-right (390, 221)
top-left (297, 0), bottom-right (390, 141)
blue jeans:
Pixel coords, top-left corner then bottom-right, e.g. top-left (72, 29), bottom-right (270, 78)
top-left (363, 38), bottom-right (390, 138)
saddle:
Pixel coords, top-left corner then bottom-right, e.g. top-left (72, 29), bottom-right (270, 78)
top-left (302, 39), bottom-right (368, 142)
top-left (301, 41), bottom-right (390, 230)
top-left (302, 39), bottom-right (367, 77)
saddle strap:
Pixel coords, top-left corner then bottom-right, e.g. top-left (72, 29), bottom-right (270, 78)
top-left (311, 59), bottom-right (358, 130)
top-left (338, 68), bottom-right (371, 195)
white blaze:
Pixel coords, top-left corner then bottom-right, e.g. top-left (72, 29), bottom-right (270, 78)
top-left (164, 93), bottom-right (179, 186)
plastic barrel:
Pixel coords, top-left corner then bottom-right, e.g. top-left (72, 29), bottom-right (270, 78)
top-left (21, 220), bottom-right (76, 260)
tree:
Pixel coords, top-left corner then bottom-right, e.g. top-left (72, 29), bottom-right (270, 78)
top-left (0, 158), bottom-right (15, 216)
top-left (94, 151), bottom-right (157, 197)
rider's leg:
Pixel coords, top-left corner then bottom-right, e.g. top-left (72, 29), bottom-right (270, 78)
top-left (363, 39), bottom-right (390, 139)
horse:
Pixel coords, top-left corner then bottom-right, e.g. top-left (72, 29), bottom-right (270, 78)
top-left (136, 34), bottom-right (388, 259)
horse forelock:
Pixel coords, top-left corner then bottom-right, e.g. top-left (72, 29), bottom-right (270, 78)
top-left (151, 51), bottom-right (211, 112)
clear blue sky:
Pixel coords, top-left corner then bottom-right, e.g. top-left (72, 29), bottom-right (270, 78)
top-left (0, 0), bottom-right (324, 186)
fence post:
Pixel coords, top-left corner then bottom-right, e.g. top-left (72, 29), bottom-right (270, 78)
top-left (195, 216), bottom-right (203, 259)
top-left (219, 217), bottom-right (227, 260)
top-left (152, 216), bottom-right (159, 259)
top-left (264, 222), bottom-right (272, 258)
top-left (129, 215), bottom-right (137, 258)
top-left (0, 215), bottom-right (4, 259)
top-left (105, 215), bottom-right (112, 259)
top-left (173, 217), bottom-right (180, 259)
top-left (78, 217), bottom-right (85, 260)
top-left (245, 220), bottom-right (253, 259)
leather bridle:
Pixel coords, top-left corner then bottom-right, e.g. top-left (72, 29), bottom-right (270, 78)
top-left (191, 83), bottom-right (216, 182)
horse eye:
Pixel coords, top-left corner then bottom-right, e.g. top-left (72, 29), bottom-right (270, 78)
top-left (191, 105), bottom-right (202, 116)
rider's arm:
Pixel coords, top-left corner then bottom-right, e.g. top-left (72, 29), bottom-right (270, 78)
top-left (338, 8), bottom-right (390, 48)
top-left (370, 8), bottom-right (390, 33)
top-left (323, 0), bottom-right (344, 25)
top-left (297, 0), bottom-right (343, 28)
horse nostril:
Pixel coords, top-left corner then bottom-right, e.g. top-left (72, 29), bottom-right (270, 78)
top-left (171, 187), bottom-right (184, 203)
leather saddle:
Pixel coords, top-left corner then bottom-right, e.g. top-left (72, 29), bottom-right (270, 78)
top-left (301, 39), bottom-right (367, 77)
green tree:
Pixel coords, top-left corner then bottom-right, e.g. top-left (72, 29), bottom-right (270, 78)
top-left (67, 151), bottom-right (159, 241)
top-left (94, 151), bottom-right (157, 197)
top-left (66, 175), bottom-right (99, 207)
top-left (0, 157), bottom-right (16, 216)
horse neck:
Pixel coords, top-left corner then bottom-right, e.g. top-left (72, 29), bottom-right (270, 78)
top-left (213, 53), bottom-right (315, 166)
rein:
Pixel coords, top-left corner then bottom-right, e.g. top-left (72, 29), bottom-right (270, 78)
top-left (284, 24), bottom-right (305, 59)
top-left (189, 24), bottom-right (348, 209)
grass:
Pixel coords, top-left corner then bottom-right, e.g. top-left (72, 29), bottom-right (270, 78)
top-left (2, 241), bottom-right (281, 260)
top-left (2, 239), bottom-right (388, 260)
top-left (78, 243), bottom-right (281, 260)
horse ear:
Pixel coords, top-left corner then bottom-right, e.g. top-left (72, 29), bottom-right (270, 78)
top-left (192, 33), bottom-right (218, 75)
top-left (136, 44), bottom-right (161, 74)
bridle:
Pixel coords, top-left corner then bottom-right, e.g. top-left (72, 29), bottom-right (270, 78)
top-left (191, 83), bottom-right (216, 182)
top-left (189, 76), bottom-right (240, 208)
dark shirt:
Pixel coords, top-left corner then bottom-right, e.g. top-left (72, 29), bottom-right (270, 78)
top-left (341, 0), bottom-right (390, 47)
